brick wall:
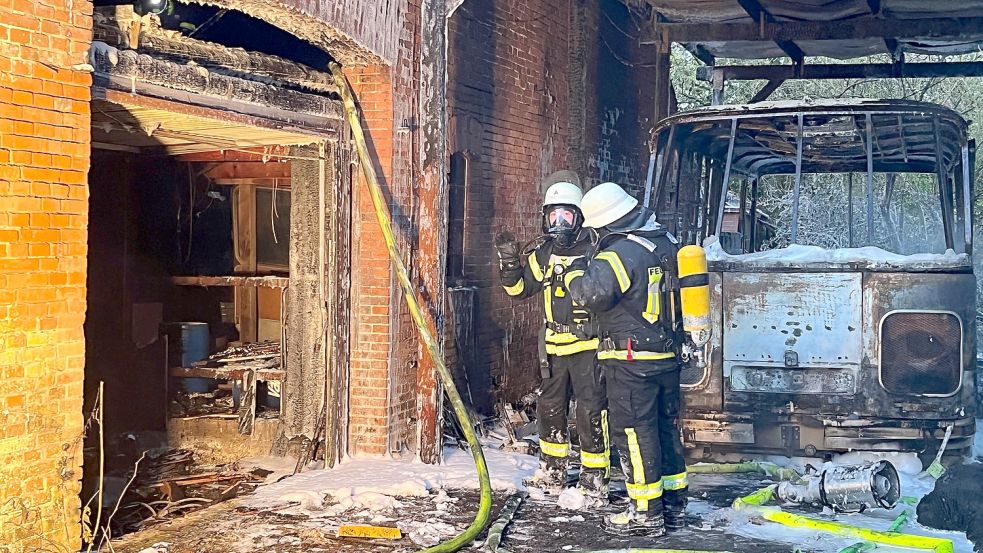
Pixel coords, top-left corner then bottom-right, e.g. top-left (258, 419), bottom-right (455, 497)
top-left (387, 0), bottom-right (424, 456)
top-left (583, 0), bottom-right (656, 197)
top-left (447, 0), bottom-right (656, 405)
top-left (346, 65), bottom-right (397, 456)
top-left (345, 0), bottom-right (439, 458)
top-left (447, 0), bottom-right (575, 405)
top-left (0, 0), bottom-right (93, 550)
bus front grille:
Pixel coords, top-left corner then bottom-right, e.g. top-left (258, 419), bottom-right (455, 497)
top-left (880, 311), bottom-right (961, 395)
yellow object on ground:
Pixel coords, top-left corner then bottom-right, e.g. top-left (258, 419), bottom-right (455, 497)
top-left (732, 486), bottom-right (954, 553)
top-left (689, 461), bottom-right (802, 482)
top-left (337, 525), bottom-right (403, 540)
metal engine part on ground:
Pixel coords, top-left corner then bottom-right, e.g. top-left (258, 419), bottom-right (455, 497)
top-left (776, 460), bottom-right (901, 513)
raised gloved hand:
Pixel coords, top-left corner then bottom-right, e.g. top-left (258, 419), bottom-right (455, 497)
top-left (494, 231), bottom-right (521, 271)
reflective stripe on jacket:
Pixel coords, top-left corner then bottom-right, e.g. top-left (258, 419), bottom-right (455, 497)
top-left (568, 228), bottom-right (680, 358)
top-left (499, 237), bottom-right (597, 356)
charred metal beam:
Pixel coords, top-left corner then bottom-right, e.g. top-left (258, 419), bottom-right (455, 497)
top-left (962, 144), bottom-right (973, 254)
top-left (935, 117), bottom-right (956, 250)
top-left (866, 114), bottom-right (875, 243)
top-left (697, 62), bottom-right (983, 82)
top-left (714, 118), bottom-right (738, 236)
top-left (662, 16), bottom-right (983, 44)
top-left (791, 113), bottom-right (804, 243)
top-left (847, 173), bottom-right (855, 247)
top-left (884, 38), bottom-right (901, 60)
top-left (750, 78), bottom-right (784, 103)
top-left (748, 177), bottom-right (759, 251)
top-left (735, 0), bottom-right (804, 66)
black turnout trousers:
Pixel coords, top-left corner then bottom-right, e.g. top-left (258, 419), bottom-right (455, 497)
top-left (603, 359), bottom-right (688, 515)
top-left (538, 349), bottom-right (609, 485)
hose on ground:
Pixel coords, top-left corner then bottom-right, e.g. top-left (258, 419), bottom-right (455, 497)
top-left (329, 62), bottom-right (493, 553)
top-left (733, 486), bottom-right (953, 553)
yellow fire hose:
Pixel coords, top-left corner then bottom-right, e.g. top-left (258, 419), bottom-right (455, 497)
top-left (732, 485), bottom-right (953, 553)
top-left (688, 461), bottom-right (802, 482)
top-left (329, 63), bottom-right (493, 553)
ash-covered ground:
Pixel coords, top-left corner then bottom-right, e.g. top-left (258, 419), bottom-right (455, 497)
top-left (110, 442), bottom-right (981, 553)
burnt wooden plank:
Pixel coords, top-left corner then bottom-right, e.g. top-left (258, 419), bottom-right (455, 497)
top-left (698, 62), bottom-right (983, 81)
top-left (237, 369), bottom-right (257, 435)
top-left (663, 16), bottom-right (983, 43)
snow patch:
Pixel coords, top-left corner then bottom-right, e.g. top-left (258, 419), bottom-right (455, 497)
top-left (556, 487), bottom-right (586, 511)
top-left (403, 519), bottom-right (459, 547)
top-left (137, 543), bottom-right (169, 553)
top-left (243, 446), bottom-right (538, 517)
top-left (704, 236), bottom-right (969, 269)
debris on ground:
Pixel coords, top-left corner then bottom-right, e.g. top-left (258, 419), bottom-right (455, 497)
top-left (917, 462), bottom-right (983, 551)
top-left (110, 424), bottom-right (983, 553)
top-left (109, 448), bottom-right (270, 536)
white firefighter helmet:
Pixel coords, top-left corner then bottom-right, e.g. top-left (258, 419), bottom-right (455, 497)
top-left (543, 181), bottom-right (583, 207)
top-left (581, 182), bottom-right (638, 228)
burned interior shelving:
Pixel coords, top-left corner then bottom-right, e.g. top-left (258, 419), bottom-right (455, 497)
top-left (83, 8), bottom-right (350, 526)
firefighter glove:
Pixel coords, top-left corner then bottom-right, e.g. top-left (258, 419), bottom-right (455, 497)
top-left (495, 231), bottom-right (522, 272)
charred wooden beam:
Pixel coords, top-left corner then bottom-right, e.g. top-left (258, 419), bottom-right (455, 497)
top-left (735, 0), bottom-right (804, 65)
top-left (660, 16), bottom-right (983, 43)
top-left (136, 28), bottom-right (340, 94)
top-left (697, 62), bottom-right (983, 82)
top-left (750, 78), bottom-right (785, 103)
top-left (684, 43), bottom-right (715, 66)
top-left (90, 44), bottom-right (343, 135)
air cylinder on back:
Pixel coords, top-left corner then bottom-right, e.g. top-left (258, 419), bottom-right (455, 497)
top-left (677, 245), bottom-right (711, 347)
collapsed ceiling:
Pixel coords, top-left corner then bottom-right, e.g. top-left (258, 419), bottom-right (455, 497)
top-left (627, 0), bottom-right (983, 60)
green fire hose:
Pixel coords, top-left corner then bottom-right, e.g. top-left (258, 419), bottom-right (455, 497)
top-left (330, 62), bottom-right (493, 553)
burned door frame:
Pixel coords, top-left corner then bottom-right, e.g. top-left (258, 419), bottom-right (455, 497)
top-left (276, 138), bottom-right (353, 467)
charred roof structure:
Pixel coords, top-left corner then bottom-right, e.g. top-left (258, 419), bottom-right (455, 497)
top-left (619, 0), bottom-right (983, 108)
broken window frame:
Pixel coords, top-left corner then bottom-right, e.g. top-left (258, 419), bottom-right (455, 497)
top-left (653, 103), bottom-right (971, 255)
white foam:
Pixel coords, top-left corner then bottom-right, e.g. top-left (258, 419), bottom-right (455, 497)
top-left (704, 236), bottom-right (969, 268)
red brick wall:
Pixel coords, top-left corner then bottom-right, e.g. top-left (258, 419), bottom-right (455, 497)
top-left (346, 65), bottom-right (396, 456)
top-left (0, 0), bottom-right (93, 549)
top-left (345, 0), bottom-right (437, 458)
top-left (387, 0), bottom-right (423, 456)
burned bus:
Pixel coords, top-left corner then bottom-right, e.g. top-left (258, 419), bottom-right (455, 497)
top-left (647, 99), bottom-right (977, 458)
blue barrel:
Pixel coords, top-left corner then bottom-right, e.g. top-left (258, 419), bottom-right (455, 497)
top-left (175, 322), bottom-right (215, 393)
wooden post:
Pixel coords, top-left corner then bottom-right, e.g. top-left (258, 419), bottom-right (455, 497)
top-left (654, 30), bottom-right (672, 124)
top-left (415, 0), bottom-right (449, 465)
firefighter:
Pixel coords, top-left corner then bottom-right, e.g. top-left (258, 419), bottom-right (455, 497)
top-left (493, 181), bottom-right (610, 505)
top-left (567, 182), bottom-right (689, 537)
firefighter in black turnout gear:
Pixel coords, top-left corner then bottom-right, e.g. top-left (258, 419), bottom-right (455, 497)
top-left (567, 182), bottom-right (689, 537)
top-left (494, 181), bottom-right (610, 506)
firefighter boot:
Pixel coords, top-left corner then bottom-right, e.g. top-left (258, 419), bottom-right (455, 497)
top-left (663, 495), bottom-right (688, 530)
top-left (603, 504), bottom-right (666, 537)
top-left (577, 469), bottom-right (610, 509)
top-left (524, 457), bottom-right (568, 494)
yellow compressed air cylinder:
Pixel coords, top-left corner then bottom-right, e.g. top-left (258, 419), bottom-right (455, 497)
top-left (677, 245), bottom-right (711, 347)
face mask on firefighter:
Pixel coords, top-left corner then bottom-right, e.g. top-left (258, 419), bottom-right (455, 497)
top-left (543, 205), bottom-right (582, 237)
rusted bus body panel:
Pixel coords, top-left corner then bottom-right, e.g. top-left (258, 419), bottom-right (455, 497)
top-left (681, 266), bottom-right (977, 456)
